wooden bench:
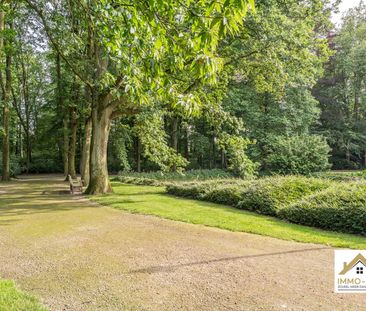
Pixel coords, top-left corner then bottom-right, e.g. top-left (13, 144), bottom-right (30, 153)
top-left (68, 175), bottom-right (83, 194)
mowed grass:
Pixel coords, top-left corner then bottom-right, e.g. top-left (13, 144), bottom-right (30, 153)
top-left (91, 182), bottom-right (366, 249)
top-left (0, 280), bottom-right (47, 311)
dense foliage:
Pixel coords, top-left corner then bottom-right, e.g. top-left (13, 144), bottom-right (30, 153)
top-left (113, 169), bottom-right (234, 186)
top-left (279, 182), bottom-right (366, 235)
top-left (264, 135), bottom-right (331, 175)
top-left (313, 3), bottom-right (366, 169)
top-left (0, 0), bottom-right (339, 189)
top-left (167, 176), bottom-right (331, 215)
top-left (1, 1), bottom-right (365, 193)
top-left (166, 174), bottom-right (366, 235)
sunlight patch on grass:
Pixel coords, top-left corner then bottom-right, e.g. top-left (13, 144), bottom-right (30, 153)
top-left (90, 183), bottom-right (366, 249)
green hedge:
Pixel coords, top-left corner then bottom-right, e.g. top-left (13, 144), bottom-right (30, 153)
top-left (166, 179), bottom-right (241, 199)
top-left (167, 176), bottom-right (331, 215)
top-left (236, 176), bottom-right (331, 216)
top-left (167, 176), bottom-right (366, 235)
top-left (278, 183), bottom-right (366, 235)
top-left (114, 169), bottom-right (235, 186)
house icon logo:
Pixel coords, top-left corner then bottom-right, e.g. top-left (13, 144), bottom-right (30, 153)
top-left (339, 253), bottom-right (366, 275)
top-left (335, 250), bottom-right (366, 293)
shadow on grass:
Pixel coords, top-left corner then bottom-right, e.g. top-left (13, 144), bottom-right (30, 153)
top-left (129, 246), bottom-right (331, 274)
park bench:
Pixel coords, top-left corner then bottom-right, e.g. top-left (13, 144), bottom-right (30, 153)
top-left (68, 175), bottom-right (83, 194)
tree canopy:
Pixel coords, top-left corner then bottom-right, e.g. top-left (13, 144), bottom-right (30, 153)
top-left (1, 0), bottom-right (364, 193)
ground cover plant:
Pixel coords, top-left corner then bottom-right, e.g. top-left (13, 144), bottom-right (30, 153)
top-left (91, 182), bottom-right (366, 249)
top-left (0, 279), bottom-right (47, 311)
top-left (167, 176), bottom-right (332, 214)
top-left (312, 170), bottom-right (366, 181)
top-left (279, 182), bottom-right (366, 235)
top-left (167, 175), bottom-right (366, 235)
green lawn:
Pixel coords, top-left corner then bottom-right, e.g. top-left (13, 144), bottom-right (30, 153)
top-left (0, 280), bottom-right (47, 311)
top-left (91, 182), bottom-right (366, 249)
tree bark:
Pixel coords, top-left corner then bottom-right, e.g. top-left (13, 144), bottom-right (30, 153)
top-left (25, 131), bottom-right (31, 172)
top-left (221, 150), bottom-right (227, 169)
top-left (209, 134), bottom-right (216, 169)
top-left (55, 53), bottom-right (69, 178)
top-left (80, 117), bottom-right (91, 186)
top-left (136, 137), bottom-right (141, 173)
top-left (171, 116), bottom-right (178, 172)
top-left (2, 47), bottom-right (12, 181)
top-left (85, 104), bottom-right (113, 194)
top-left (63, 113), bottom-right (69, 178)
top-left (67, 106), bottom-right (77, 179)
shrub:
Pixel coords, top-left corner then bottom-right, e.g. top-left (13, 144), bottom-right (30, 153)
top-left (278, 182), bottom-right (366, 235)
top-left (265, 135), bottom-right (331, 175)
top-left (312, 170), bottom-right (366, 182)
top-left (167, 176), bottom-right (331, 216)
top-left (236, 176), bottom-right (331, 215)
top-left (0, 153), bottom-right (23, 177)
top-left (166, 179), bottom-right (239, 199)
top-left (114, 169), bottom-right (235, 186)
top-left (202, 185), bottom-right (247, 206)
top-left (28, 157), bottom-right (63, 174)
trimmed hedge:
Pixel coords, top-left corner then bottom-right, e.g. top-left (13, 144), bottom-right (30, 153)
top-left (278, 182), bottom-right (366, 235)
top-left (167, 176), bottom-right (331, 216)
top-left (236, 176), bottom-right (331, 216)
top-left (113, 169), bottom-right (235, 186)
top-left (166, 179), bottom-right (245, 200)
top-left (168, 176), bottom-right (366, 235)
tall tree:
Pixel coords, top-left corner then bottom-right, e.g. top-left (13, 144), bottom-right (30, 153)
top-left (25, 0), bottom-right (255, 193)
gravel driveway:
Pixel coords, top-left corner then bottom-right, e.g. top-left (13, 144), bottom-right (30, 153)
top-left (0, 175), bottom-right (365, 310)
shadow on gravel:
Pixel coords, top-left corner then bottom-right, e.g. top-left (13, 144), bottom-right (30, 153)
top-left (130, 246), bottom-right (331, 274)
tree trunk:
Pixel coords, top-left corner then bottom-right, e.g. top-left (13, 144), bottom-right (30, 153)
top-left (346, 149), bottom-right (351, 163)
top-left (85, 105), bottom-right (113, 194)
top-left (81, 117), bottom-right (91, 186)
top-left (25, 131), bottom-right (31, 173)
top-left (55, 53), bottom-right (69, 178)
top-left (183, 126), bottom-right (189, 160)
top-left (2, 51), bottom-right (12, 181)
top-left (63, 113), bottom-right (69, 178)
top-left (221, 150), bottom-right (227, 169)
top-left (171, 116), bottom-right (178, 172)
top-left (67, 106), bottom-right (77, 179)
top-left (209, 134), bottom-right (216, 169)
top-left (2, 105), bottom-right (10, 181)
top-left (136, 137), bottom-right (141, 173)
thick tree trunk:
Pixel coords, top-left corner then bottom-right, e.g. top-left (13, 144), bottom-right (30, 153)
top-left (67, 106), bottom-right (77, 179)
top-left (80, 117), bottom-right (91, 186)
top-left (85, 105), bottom-right (113, 194)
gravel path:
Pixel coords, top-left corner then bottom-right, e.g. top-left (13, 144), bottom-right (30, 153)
top-left (0, 175), bottom-right (365, 311)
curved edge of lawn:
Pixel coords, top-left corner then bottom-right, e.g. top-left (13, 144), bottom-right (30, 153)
top-left (0, 279), bottom-right (48, 311)
top-left (90, 183), bottom-right (366, 250)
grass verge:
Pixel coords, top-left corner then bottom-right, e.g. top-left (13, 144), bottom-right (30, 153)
top-left (91, 182), bottom-right (366, 249)
top-left (0, 279), bottom-right (47, 311)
